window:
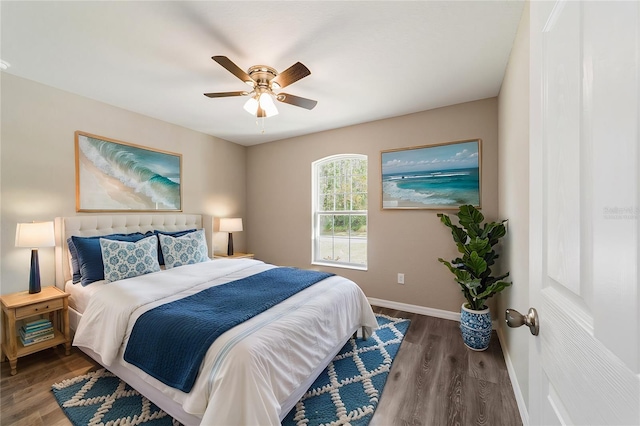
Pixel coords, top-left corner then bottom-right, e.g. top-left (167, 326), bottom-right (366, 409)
top-left (312, 154), bottom-right (367, 269)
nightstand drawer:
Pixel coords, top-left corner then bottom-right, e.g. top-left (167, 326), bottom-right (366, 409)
top-left (15, 298), bottom-right (63, 318)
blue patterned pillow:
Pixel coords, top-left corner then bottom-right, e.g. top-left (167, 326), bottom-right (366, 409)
top-left (154, 229), bottom-right (197, 265)
top-left (158, 229), bottom-right (209, 269)
top-left (100, 236), bottom-right (161, 283)
top-left (71, 233), bottom-right (150, 286)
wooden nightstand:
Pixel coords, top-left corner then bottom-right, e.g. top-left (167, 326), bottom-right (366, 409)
top-left (214, 252), bottom-right (255, 259)
top-left (1, 286), bottom-right (71, 375)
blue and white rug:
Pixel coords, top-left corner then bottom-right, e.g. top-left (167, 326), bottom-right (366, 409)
top-left (52, 314), bottom-right (409, 426)
top-left (282, 313), bottom-right (410, 426)
top-left (51, 369), bottom-right (179, 426)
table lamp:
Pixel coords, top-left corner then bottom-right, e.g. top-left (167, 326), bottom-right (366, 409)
top-left (15, 221), bottom-right (55, 294)
top-left (219, 218), bottom-right (243, 256)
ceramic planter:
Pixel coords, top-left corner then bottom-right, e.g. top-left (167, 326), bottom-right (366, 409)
top-left (460, 303), bottom-right (492, 351)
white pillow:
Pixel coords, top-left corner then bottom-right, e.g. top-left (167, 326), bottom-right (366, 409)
top-left (158, 229), bottom-right (209, 269)
top-left (100, 235), bottom-right (161, 283)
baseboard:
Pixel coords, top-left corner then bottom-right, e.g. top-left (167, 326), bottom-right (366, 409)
top-left (496, 326), bottom-right (530, 426)
top-left (368, 298), bottom-right (501, 330)
top-left (367, 297), bottom-right (461, 321)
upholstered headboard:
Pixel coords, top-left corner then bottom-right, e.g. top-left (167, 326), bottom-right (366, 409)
top-left (54, 214), bottom-right (204, 288)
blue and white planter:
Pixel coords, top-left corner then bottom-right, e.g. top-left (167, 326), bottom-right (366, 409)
top-left (460, 303), bottom-right (492, 351)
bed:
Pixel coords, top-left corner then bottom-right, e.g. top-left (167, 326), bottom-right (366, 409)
top-left (54, 214), bottom-right (378, 425)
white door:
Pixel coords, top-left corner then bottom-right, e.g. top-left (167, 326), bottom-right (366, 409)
top-left (530, 1), bottom-right (640, 425)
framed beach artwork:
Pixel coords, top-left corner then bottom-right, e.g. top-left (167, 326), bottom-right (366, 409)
top-left (381, 139), bottom-right (481, 210)
top-left (75, 131), bottom-right (182, 212)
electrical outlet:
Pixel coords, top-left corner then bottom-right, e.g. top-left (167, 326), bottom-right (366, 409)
top-left (397, 273), bottom-right (405, 284)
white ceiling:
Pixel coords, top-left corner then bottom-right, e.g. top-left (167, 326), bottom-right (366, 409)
top-left (1, 1), bottom-right (524, 146)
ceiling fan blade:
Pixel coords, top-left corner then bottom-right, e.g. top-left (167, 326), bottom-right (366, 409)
top-left (271, 62), bottom-right (310, 89)
top-left (276, 93), bottom-right (318, 110)
top-left (212, 56), bottom-right (254, 86)
top-left (203, 91), bottom-right (248, 98)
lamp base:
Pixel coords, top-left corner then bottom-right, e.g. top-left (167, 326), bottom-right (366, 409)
top-left (29, 249), bottom-right (41, 294)
top-left (227, 233), bottom-right (234, 256)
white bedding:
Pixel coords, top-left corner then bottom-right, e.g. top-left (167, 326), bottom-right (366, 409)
top-left (65, 279), bottom-right (106, 313)
top-left (73, 258), bottom-right (378, 425)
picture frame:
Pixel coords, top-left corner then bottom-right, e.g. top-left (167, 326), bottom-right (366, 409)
top-left (381, 139), bottom-right (482, 210)
top-left (75, 131), bottom-right (182, 212)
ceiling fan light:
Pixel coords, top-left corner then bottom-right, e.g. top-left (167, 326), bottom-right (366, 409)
top-left (259, 93), bottom-right (279, 117)
top-left (243, 97), bottom-right (259, 115)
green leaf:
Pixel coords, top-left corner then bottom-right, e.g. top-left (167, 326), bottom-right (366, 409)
top-left (480, 222), bottom-right (497, 239)
top-left (438, 213), bottom-right (452, 228)
top-left (440, 259), bottom-right (475, 284)
top-left (457, 205), bottom-right (484, 228)
top-left (454, 270), bottom-right (473, 283)
top-left (452, 257), bottom-right (465, 265)
top-left (466, 251), bottom-right (487, 277)
top-left (484, 272), bottom-right (510, 286)
top-left (484, 251), bottom-right (498, 268)
top-left (450, 226), bottom-right (468, 246)
top-left (438, 258), bottom-right (458, 275)
top-left (468, 237), bottom-right (490, 257)
top-left (464, 278), bottom-right (482, 292)
top-left (439, 215), bottom-right (469, 245)
top-left (486, 221), bottom-right (507, 245)
top-left (466, 223), bottom-right (482, 239)
top-left (475, 281), bottom-right (512, 300)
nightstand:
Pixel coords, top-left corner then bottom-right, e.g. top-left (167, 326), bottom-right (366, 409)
top-left (1, 286), bottom-right (71, 375)
top-left (214, 252), bottom-right (255, 259)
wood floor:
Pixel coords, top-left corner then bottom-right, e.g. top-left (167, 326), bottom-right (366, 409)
top-left (0, 307), bottom-right (522, 426)
top-left (371, 306), bottom-right (522, 426)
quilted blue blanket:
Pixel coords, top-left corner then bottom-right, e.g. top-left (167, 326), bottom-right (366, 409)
top-left (123, 267), bottom-right (333, 392)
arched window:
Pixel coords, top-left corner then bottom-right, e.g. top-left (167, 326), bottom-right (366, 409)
top-left (312, 154), bottom-right (367, 269)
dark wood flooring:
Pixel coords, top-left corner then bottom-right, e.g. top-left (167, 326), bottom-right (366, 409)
top-left (0, 307), bottom-right (522, 426)
top-left (371, 306), bottom-right (521, 426)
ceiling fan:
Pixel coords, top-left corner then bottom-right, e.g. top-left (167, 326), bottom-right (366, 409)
top-left (204, 56), bottom-right (317, 118)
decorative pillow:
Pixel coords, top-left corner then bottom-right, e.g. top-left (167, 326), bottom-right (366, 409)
top-left (158, 229), bottom-right (209, 269)
top-left (67, 237), bottom-right (82, 283)
top-left (100, 235), bottom-right (161, 283)
top-left (154, 229), bottom-right (197, 265)
top-left (71, 233), bottom-right (150, 286)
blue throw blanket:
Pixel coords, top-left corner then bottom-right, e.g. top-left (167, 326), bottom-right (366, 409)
top-left (123, 267), bottom-right (334, 392)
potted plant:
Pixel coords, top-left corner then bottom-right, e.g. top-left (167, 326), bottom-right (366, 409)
top-left (437, 205), bottom-right (511, 351)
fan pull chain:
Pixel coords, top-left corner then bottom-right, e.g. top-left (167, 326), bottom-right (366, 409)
top-left (255, 117), bottom-right (266, 134)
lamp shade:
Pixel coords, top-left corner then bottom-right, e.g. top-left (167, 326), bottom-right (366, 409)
top-left (219, 218), bottom-right (243, 233)
top-left (243, 97), bottom-right (259, 115)
top-left (15, 222), bottom-right (55, 248)
top-left (258, 93), bottom-right (279, 117)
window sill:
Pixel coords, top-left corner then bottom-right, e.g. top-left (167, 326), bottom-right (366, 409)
top-left (312, 261), bottom-right (368, 272)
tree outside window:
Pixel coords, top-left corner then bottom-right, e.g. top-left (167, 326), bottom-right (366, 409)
top-left (313, 155), bottom-right (367, 269)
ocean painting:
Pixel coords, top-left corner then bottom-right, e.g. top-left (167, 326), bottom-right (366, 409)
top-left (75, 132), bottom-right (182, 211)
top-left (381, 139), bottom-right (481, 209)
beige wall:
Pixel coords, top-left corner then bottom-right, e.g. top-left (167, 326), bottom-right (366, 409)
top-left (497, 1), bottom-right (530, 413)
top-left (247, 98), bottom-right (499, 313)
top-left (1, 73), bottom-right (247, 295)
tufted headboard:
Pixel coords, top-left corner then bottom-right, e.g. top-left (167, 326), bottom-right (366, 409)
top-left (54, 214), bottom-right (204, 288)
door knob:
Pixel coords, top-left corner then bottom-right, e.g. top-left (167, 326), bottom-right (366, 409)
top-left (505, 307), bottom-right (539, 336)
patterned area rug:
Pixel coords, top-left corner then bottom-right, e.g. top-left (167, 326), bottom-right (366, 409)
top-left (282, 313), bottom-right (410, 426)
top-left (52, 314), bottom-right (409, 426)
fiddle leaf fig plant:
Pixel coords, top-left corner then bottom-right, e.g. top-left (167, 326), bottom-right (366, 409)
top-left (437, 204), bottom-right (511, 311)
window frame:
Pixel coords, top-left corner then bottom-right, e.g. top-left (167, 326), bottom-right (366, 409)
top-left (311, 154), bottom-right (368, 270)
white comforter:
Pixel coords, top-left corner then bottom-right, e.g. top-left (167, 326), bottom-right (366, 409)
top-left (73, 259), bottom-right (378, 425)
